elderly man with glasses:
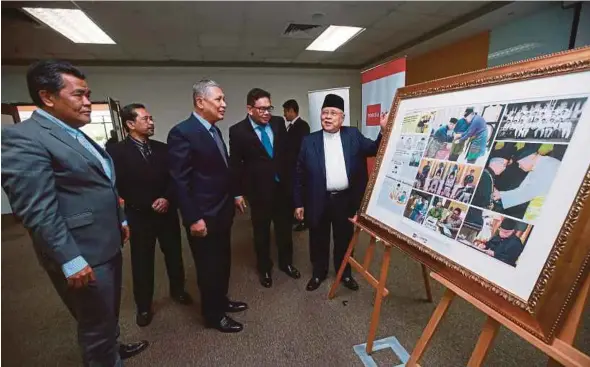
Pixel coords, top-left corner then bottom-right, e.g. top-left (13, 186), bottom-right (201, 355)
top-left (229, 88), bottom-right (301, 288)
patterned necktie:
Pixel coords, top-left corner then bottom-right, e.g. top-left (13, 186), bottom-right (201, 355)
top-left (257, 125), bottom-right (273, 158)
top-left (209, 126), bottom-right (228, 166)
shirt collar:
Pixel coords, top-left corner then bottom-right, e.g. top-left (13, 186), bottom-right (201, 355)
top-left (323, 129), bottom-right (341, 139)
top-left (249, 116), bottom-right (268, 130)
top-left (35, 109), bottom-right (80, 136)
top-left (286, 116), bottom-right (300, 124)
top-left (193, 111), bottom-right (212, 131)
top-left (128, 135), bottom-right (149, 147)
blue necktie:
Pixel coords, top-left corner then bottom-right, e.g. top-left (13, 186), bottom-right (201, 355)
top-left (257, 125), bottom-right (273, 158)
top-left (257, 125), bottom-right (279, 182)
top-left (209, 126), bottom-right (228, 166)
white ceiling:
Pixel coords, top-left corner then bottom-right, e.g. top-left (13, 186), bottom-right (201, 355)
top-left (1, 1), bottom-right (551, 68)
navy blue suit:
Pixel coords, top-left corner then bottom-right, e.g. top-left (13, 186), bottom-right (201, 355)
top-left (167, 113), bottom-right (234, 322)
top-left (294, 126), bottom-right (381, 278)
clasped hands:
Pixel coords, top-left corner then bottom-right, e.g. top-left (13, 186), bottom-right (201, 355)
top-left (294, 207), bottom-right (357, 222)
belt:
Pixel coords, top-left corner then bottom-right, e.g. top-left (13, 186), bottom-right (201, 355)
top-left (327, 189), bottom-right (349, 196)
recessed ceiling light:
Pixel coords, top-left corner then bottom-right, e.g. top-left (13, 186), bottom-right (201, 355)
top-left (22, 7), bottom-right (116, 44)
top-left (306, 25), bottom-right (365, 52)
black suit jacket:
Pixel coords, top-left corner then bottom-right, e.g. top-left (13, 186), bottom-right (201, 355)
top-left (293, 127), bottom-right (381, 227)
top-left (286, 118), bottom-right (310, 167)
top-left (167, 113), bottom-right (233, 227)
top-left (107, 137), bottom-right (174, 211)
top-left (229, 116), bottom-right (290, 204)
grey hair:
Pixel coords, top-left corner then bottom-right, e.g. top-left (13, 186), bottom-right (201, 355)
top-left (192, 79), bottom-right (221, 105)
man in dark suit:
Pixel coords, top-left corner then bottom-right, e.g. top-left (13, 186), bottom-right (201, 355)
top-left (167, 79), bottom-right (247, 333)
top-left (294, 94), bottom-right (387, 291)
top-left (107, 103), bottom-right (192, 327)
top-left (230, 89), bottom-right (301, 288)
top-left (282, 99), bottom-right (310, 232)
top-left (1, 60), bottom-right (147, 366)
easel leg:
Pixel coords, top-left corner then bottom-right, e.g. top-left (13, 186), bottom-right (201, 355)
top-left (421, 264), bottom-right (433, 303)
top-left (467, 317), bottom-right (500, 367)
top-left (366, 245), bottom-right (392, 354)
top-left (406, 288), bottom-right (456, 366)
top-left (329, 226), bottom-right (361, 299)
top-left (547, 273), bottom-right (590, 367)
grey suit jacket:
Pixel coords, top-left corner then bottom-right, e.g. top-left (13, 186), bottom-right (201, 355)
top-left (1, 111), bottom-right (125, 271)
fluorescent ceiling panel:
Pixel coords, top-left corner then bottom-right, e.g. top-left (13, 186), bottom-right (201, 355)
top-left (306, 25), bottom-right (365, 52)
top-left (22, 7), bottom-right (116, 44)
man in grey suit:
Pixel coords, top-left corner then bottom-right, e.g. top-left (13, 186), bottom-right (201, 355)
top-left (1, 60), bottom-right (148, 366)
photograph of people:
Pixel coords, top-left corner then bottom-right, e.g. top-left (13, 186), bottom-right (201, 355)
top-left (401, 111), bottom-right (436, 134)
top-left (457, 208), bottom-right (532, 267)
top-left (410, 151), bottom-right (422, 167)
top-left (472, 142), bottom-right (564, 221)
top-left (424, 118), bottom-right (457, 160)
top-left (403, 190), bottom-right (432, 225)
top-left (421, 196), bottom-right (468, 239)
top-left (454, 168), bottom-right (478, 203)
top-left (414, 159), bottom-right (432, 189)
top-left (438, 207), bottom-right (464, 239)
top-left (496, 97), bottom-right (587, 143)
top-left (415, 137), bottom-right (427, 151)
top-left (453, 107), bottom-right (489, 164)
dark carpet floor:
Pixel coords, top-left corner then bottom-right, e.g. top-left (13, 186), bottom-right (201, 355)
top-left (2, 213), bottom-right (589, 366)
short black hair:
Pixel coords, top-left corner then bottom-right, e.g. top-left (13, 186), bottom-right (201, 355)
top-left (453, 208), bottom-right (462, 214)
top-left (282, 99), bottom-right (299, 114)
top-left (449, 117), bottom-right (458, 124)
top-left (26, 60), bottom-right (86, 108)
top-left (247, 88), bottom-right (271, 106)
top-left (120, 103), bottom-right (146, 131)
top-left (464, 108), bottom-right (475, 117)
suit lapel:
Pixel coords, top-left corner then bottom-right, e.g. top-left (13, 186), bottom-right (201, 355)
top-left (33, 113), bottom-right (110, 180)
top-left (270, 119), bottom-right (279, 157)
top-left (341, 128), bottom-right (352, 180)
top-left (245, 117), bottom-right (272, 158)
top-left (191, 114), bottom-right (228, 165)
top-left (313, 132), bottom-right (326, 181)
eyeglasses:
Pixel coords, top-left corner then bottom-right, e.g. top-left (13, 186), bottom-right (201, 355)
top-left (251, 106), bottom-right (274, 114)
top-left (138, 116), bottom-right (155, 122)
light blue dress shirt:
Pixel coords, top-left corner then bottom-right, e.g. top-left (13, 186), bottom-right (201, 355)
top-left (193, 111), bottom-right (214, 136)
top-left (35, 109), bottom-right (125, 278)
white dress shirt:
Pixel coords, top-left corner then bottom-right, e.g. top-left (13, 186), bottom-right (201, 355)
top-left (323, 130), bottom-right (349, 191)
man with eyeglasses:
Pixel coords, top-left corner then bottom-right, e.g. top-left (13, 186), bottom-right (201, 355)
top-left (294, 94), bottom-right (388, 291)
top-left (107, 103), bottom-right (192, 327)
top-left (230, 88), bottom-right (301, 288)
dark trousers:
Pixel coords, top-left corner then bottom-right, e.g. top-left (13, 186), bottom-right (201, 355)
top-left (127, 208), bottom-right (185, 313)
top-left (186, 199), bottom-right (234, 323)
top-left (309, 191), bottom-right (354, 279)
top-left (250, 183), bottom-right (294, 273)
top-left (47, 253), bottom-right (123, 367)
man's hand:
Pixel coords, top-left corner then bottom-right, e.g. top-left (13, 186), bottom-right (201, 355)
top-left (294, 207), bottom-right (304, 221)
top-left (121, 224), bottom-right (130, 244)
top-left (492, 189), bottom-right (501, 201)
top-left (235, 197), bottom-right (247, 214)
top-left (67, 265), bottom-right (95, 289)
top-left (152, 198), bottom-right (169, 213)
top-left (190, 219), bottom-right (207, 237)
top-left (485, 249), bottom-right (495, 256)
top-left (349, 214), bottom-right (358, 222)
top-left (379, 111), bottom-right (389, 130)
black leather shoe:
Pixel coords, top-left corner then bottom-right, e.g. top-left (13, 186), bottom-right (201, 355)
top-left (171, 291), bottom-right (194, 305)
top-left (226, 300), bottom-right (248, 313)
top-left (259, 272), bottom-right (272, 288)
top-left (280, 265), bottom-right (301, 279)
top-left (205, 315), bottom-right (243, 333)
top-left (342, 276), bottom-right (359, 291)
top-left (119, 340), bottom-right (149, 360)
top-left (136, 311), bottom-right (152, 327)
top-left (306, 277), bottom-right (324, 291)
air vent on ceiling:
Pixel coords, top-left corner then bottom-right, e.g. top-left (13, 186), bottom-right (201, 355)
top-left (282, 23), bottom-right (324, 39)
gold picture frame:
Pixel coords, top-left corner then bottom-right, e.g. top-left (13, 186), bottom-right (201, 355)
top-left (358, 47), bottom-right (590, 343)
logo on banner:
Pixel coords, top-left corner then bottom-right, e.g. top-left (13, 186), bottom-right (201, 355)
top-left (366, 104), bottom-right (381, 126)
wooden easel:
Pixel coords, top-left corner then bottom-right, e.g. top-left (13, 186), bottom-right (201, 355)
top-left (406, 272), bottom-right (590, 367)
top-left (328, 219), bottom-right (433, 354)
